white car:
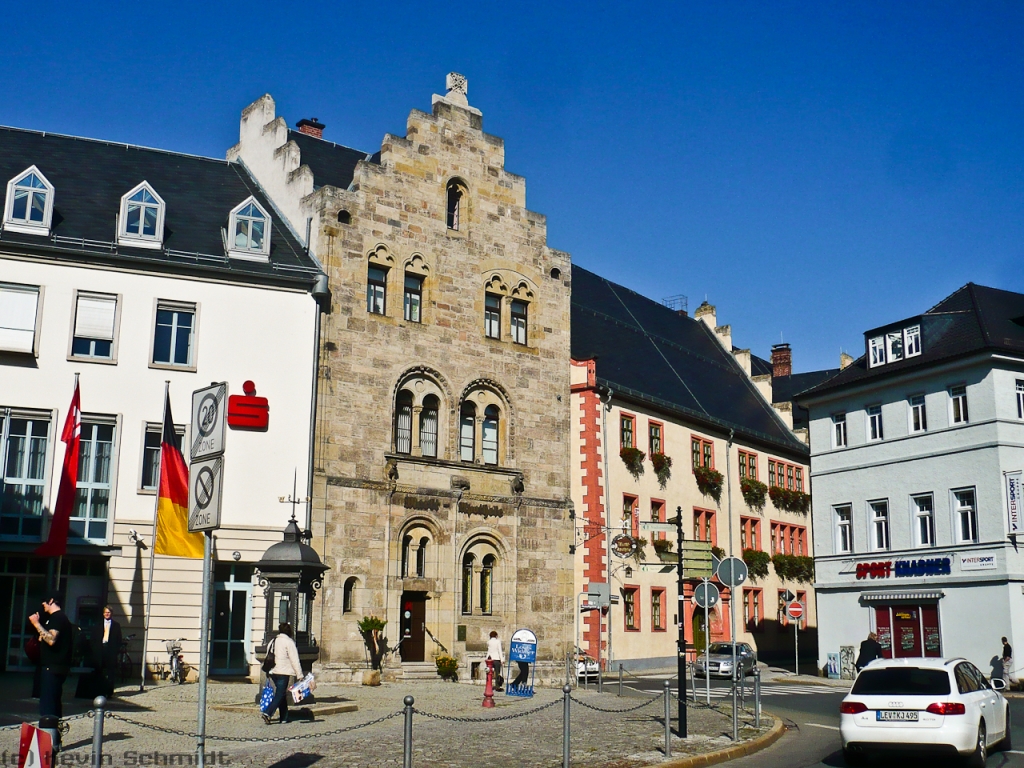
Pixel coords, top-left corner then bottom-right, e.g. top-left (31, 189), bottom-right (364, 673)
top-left (840, 657), bottom-right (1010, 766)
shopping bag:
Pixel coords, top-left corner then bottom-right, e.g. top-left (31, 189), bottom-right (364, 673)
top-left (289, 673), bottom-right (315, 704)
top-left (258, 681), bottom-right (276, 714)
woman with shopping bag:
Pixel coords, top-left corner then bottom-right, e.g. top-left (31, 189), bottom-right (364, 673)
top-left (261, 623), bottom-right (302, 724)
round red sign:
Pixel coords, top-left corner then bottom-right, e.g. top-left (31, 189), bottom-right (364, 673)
top-left (786, 601), bottom-right (804, 619)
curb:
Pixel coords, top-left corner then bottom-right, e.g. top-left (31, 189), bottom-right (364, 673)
top-left (660, 714), bottom-right (786, 768)
top-left (767, 677), bottom-right (850, 689)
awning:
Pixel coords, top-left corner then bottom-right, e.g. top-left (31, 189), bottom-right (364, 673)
top-left (861, 591), bottom-right (944, 603)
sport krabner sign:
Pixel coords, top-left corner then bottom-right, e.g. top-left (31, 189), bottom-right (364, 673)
top-left (855, 557), bottom-right (951, 580)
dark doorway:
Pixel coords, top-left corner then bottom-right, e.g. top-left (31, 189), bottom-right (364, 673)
top-left (400, 592), bottom-right (427, 662)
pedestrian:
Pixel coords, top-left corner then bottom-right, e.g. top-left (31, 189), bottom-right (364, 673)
top-left (486, 630), bottom-right (504, 691)
top-left (262, 623), bottom-right (302, 724)
top-left (855, 632), bottom-right (883, 672)
top-left (29, 590), bottom-right (73, 753)
top-left (1002, 636), bottom-right (1014, 684)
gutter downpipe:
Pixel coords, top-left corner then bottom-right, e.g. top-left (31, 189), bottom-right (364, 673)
top-left (599, 388), bottom-right (614, 674)
top-left (307, 273), bottom-right (330, 532)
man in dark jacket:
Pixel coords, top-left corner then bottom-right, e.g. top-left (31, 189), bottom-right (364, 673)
top-left (855, 632), bottom-right (883, 672)
top-left (29, 591), bottom-right (73, 753)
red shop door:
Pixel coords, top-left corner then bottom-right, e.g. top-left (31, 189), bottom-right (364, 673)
top-left (892, 607), bottom-right (922, 657)
top-left (875, 606), bottom-right (893, 659)
top-left (922, 605), bottom-right (941, 657)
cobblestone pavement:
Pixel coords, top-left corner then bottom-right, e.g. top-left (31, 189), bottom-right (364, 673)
top-left (0, 675), bottom-right (769, 767)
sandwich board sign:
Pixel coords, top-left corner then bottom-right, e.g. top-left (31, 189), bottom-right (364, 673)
top-left (506, 628), bottom-right (537, 697)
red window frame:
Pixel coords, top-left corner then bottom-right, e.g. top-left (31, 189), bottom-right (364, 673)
top-left (740, 516), bottom-right (761, 551)
top-left (743, 587), bottom-right (763, 631)
top-left (691, 435), bottom-right (714, 470)
top-left (623, 494), bottom-right (639, 538)
top-left (651, 588), bottom-right (666, 632)
top-left (623, 585), bottom-right (640, 631)
top-left (738, 450), bottom-right (758, 480)
top-left (649, 420), bottom-right (664, 455)
top-left (650, 498), bottom-right (666, 542)
top-left (768, 458), bottom-right (804, 490)
top-left (770, 520), bottom-right (807, 555)
top-left (620, 413), bottom-right (636, 450)
top-left (693, 508), bottom-right (717, 546)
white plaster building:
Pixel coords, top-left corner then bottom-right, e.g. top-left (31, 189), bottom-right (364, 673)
top-left (0, 125), bottom-right (324, 677)
top-left (799, 283), bottom-right (1024, 678)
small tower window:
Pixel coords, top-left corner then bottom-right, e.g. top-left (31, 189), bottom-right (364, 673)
top-left (4, 166), bottom-right (55, 235)
top-left (228, 198), bottom-right (271, 259)
top-left (343, 577), bottom-right (357, 613)
top-left (118, 182), bottom-right (165, 248)
top-left (446, 180), bottom-right (465, 230)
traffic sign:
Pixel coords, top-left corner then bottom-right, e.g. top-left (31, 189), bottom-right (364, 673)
top-left (188, 456), bottom-right (223, 532)
top-left (191, 383), bottom-right (227, 461)
top-left (693, 581), bottom-right (720, 609)
top-left (683, 540), bottom-right (714, 578)
top-left (716, 556), bottom-right (748, 588)
top-left (786, 601), bottom-right (804, 621)
top-left (639, 522), bottom-right (677, 533)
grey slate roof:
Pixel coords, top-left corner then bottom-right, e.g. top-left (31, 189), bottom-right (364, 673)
top-left (798, 283), bottom-right (1024, 400)
top-left (571, 267), bottom-right (808, 458)
top-left (0, 126), bottom-right (318, 286)
top-left (288, 130), bottom-right (377, 191)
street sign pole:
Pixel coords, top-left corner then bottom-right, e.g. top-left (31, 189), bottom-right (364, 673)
top-left (704, 577), bottom-right (710, 706)
top-left (725, 432), bottom-right (737, 743)
top-left (196, 531), bottom-right (211, 768)
top-left (674, 507), bottom-right (687, 738)
top-left (795, 610), bottom-right (799, 677)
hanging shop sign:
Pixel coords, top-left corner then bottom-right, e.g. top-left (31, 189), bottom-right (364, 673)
top-left (611, 534), bottom-right (638, 559)
top-left (855, 557), bottom-right (951, 580)
top-left (1007, 471), bottom-right (1022, 535)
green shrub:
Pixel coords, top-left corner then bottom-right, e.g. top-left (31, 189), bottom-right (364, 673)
top-left (742, 548), bottom-right (771, 581)
top-left (435, 655), bottom-right (459, 681)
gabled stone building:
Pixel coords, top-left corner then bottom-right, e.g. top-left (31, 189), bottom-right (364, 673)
top-left (230, 75), bottom-right (574, 681)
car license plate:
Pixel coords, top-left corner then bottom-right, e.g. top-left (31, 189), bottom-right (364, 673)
top-left (877, 710), bottom-right (918, 722)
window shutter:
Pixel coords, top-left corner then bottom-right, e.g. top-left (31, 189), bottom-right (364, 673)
top-left (74, 295), bottom-right (117, 341)
top-left (0, 285), bottom-right (40, 353)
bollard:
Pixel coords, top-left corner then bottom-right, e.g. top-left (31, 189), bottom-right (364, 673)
top-left (482, 658), bottom-right (496, 708)
top-left (598, 665), bottom-right (603, 694)
top-left (663, 681), bottom-right (672, 759)
top-left (618, 664), bottom-right (623, 697)
top-left (754, 668), bottom-right (762, 728)
top-left (562, 684), bottom-right (572, 768)
top-left (403, 695), bottom-right (414, 768)
top-left (92, 696), bottom-right (106, 768)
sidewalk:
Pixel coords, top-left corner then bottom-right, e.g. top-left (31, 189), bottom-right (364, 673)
top-left (0, 673), bottom-right (773, 768)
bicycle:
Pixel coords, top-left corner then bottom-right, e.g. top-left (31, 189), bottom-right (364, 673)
top-left (117, 633), bottom-right (136, 684)
top-left (165, 638), bottom-right (187, 684)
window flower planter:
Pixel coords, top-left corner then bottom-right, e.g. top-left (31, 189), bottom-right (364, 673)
top-left (620, 447), bottom-right (646, 479)
top-left (769, 486), bottom-right (811, 513)
top-left (650, 452), bottom-right (672, 489)
top-left (694, 465), bottom-right (723, 502)
top-left (742, 548), bottom-right (771, 582)
top-left (740, 477), bottom-right (768, 513)
top-left (770, 553), bottom-right (815, 583)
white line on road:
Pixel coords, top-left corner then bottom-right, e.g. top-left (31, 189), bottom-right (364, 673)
top-left (804, 723), bottom-right (840, 731)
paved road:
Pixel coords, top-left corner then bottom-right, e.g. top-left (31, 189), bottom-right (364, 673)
top-left (622, 675), bottom-right (1024, 767)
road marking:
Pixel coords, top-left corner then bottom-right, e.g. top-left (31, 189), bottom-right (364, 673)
top-left (804, 723), bottom-right (840, 731)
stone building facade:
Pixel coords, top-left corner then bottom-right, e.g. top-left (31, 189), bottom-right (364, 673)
top-left (230, 75), bottom-right (574, 682)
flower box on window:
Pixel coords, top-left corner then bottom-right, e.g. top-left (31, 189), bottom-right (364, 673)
top-left (620, 447), bottom-right (646, 479)
top-left (771, 553), bottom-right (815, 583)
top-left (650, 452), bottom-right (672, 489)
top-left (768, 486), bottom-right (811, 513)
top-left (740, 477), bottom-right (768, 512)
top-left (694, 465), bottom-right (723, 502)
top-left (742, 548), bottom-right (771, 582)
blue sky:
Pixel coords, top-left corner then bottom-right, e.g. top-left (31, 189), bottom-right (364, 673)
top-left (4, 1), bottom-right (1021, 372)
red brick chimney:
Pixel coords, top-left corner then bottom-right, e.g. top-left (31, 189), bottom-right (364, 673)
top-left (771, 343), bottom-right (792, 378)
top-left (296, 118), bottom-right (325, 139)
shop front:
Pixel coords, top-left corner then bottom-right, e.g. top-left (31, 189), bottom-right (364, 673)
top-left (862, 593), bottom-right (943, 659)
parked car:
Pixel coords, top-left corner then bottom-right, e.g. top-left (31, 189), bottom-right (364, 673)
top-left (840, 657), bottom-right (1010, 766)
top-left (694, 642), bottom-right (757, 678)
top-left (575, 647), bottom-right (599, 681)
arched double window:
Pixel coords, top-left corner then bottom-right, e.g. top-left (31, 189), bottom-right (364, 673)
top-left (394, 377), bottom-right (445, 458)
top-left (459, 385), bottom-right (509, 466)
top-left (461, 541), bottom-right (501, 616)
top-left (401, 529), bottom-right (432, 579)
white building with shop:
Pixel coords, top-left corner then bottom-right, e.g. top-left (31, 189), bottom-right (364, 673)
top-left (799, 283), bottom-right (1024, 677)
top-left (0, 125), bottom-right (324, 677)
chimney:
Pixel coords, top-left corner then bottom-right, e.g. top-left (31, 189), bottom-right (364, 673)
top-left (840, 352), bottom-right (854, 370)
top-left (296, 118), bottom-right (325, 139)
top-left (771, 343), bottom-right (792, 378)
top-left (694, 301), bottom-right (716, 329)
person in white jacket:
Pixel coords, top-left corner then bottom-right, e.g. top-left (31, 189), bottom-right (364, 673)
top-left (486, 630), bottom-right (504, 691)
top-left (262, 623), bottom-right (303, 724)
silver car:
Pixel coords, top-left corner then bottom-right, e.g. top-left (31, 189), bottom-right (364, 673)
top-left (695, 642), bottom-right (757, 678)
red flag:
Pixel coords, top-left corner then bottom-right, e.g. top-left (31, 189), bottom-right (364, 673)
top-left (35, 379), bottom-right (81, 557)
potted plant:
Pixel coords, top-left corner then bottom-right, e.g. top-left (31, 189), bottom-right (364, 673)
top-left (620, 447), bottom-right (645, 479)
top-left (632, 537), bottom-right (648, 564)
top-left (711, 545), bottom-right (726, 560)
top-left (742, 548), bottom-right (771, 581)
top-left (740, 477), bottom-right (768, 513)
top-left (769, 486), bottom-right (812, 514)
top-left (650, 453), bottom-right (672, 489)
top-left (694, 465), bottom-right (723, 502)
top-left (357, 615), bottom-right (388, 683)
top-left (435, 654), bottom-right (459, 682)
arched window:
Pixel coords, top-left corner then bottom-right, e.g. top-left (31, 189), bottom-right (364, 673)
top-left (461, 554), bottom-right (474, 615)
top-left (416, 536), bottom-right (428, 578)
top-left (337, 210), bottom-right (351, 224)
top-left (480, 554), bottom-right (495, 614)
top-left (401, 535), bottom-right (412, 578)
top-left (395, 390), bottom-right (413, 454)
top-left (343, 577), bottom-right (357, 613)
top-left (420, 395), bottom-right (439, 458)
top-left (460, 402), bottom-right (476, 462)
top-left (4, 166), bottom-right (54, 234)
top-left (367, 265), bottom-right (388, 315)
top-left (482, 405), bottom-right (499, 465)
top-left (446, 180), bottom-right (465, 231)
top-left (118, 182), bottom-right (165, 248)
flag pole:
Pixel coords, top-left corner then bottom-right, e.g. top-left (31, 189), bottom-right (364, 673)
top-left (141, 381), bottom-right (169, 692)
top-left (51, 372), bottom-right (79, 590)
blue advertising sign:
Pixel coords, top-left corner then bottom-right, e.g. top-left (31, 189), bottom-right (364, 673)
top-left (506, 628), bottom-right (537, 697)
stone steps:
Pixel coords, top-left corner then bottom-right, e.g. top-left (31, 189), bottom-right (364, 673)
top-left (401, 662), bottom-right (440, 681)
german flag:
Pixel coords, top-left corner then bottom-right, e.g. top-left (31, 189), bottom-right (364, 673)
top-left (155, 392), bottom-right (204, 558)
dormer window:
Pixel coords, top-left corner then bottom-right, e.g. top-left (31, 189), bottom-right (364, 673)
top-left (118, 182), bottom-right (165, 249)
top-left (228, 197), bottom-right (271, 261)
top-left (904, 325), bottom-right (921, 357)
top-left (4, 166), bottom-right (54, 235)
top-left (868, 336), bottom-right (885, 367)
top-left (886, 331), bottom-right (904, 362)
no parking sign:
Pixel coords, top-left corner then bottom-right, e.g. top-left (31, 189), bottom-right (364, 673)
top-left (507, 628), bottom-right (537, 697)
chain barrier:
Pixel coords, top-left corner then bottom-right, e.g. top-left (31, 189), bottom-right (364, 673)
top-left (413, 697), bottom-right (561, 723)
top-left (569, 693), bottom-right (661, 714)
top-left (104, 710), bottom-right (403, 744)
top-left (0, 711), bottom-right (93, 734)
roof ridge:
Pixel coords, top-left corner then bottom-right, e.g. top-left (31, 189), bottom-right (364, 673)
top-left (0, 124), bottom-right (231, 166)
top-left (923, 283), bottom-right (970, 315)
top-left (287, 129), bottom-right (371, 157)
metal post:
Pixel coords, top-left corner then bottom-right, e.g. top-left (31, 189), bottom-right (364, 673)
top-left (403, 695), bottom-right (414, 768)
top-left (754, 667), bottom-right (762, 728)
top-left (562, 684), bottom-right (572, 768)
top-left (674, 507), bottom-right (687, 737)
top-left (598, 660), bottom-right (603, 694)
top-left (727, 431), bottom-right (737, 742)
top-left (704, 578), bottom-right (710, 706)
top-left (663, 680), bottom-right (672, 758)
top-left (196, 530), bottom-right (212, 768)
top-left (795, 611), bottom-right (799, 677)
top-left (91, 696), bottom-right (106, 768)
top-left (618, 664), bottom-right (623, 696)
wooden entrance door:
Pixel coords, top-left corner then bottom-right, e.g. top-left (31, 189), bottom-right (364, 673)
top-left (400, 592), bottom-right (427, 662)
